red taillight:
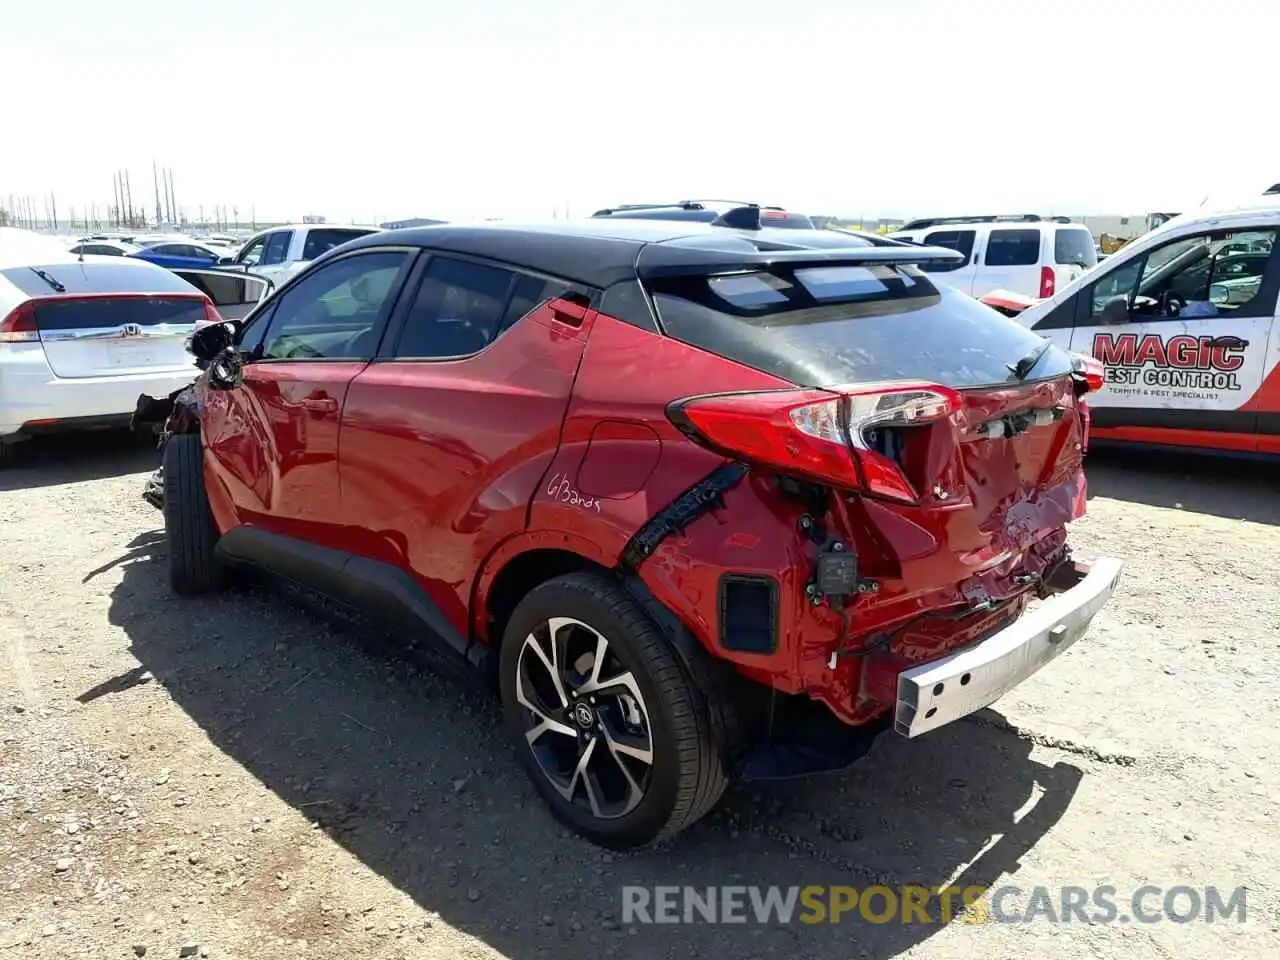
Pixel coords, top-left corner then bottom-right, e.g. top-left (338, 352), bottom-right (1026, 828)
top-left (1039, 265), bottom-right (1056, 299)
top-left (0, 302), bottom-right (39, 343)
top-left (668, 382), bottom-right (959, 502)
top-left (1070, 352), bottom-right (1104, 393)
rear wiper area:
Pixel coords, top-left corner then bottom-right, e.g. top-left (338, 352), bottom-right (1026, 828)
top-left (28, 267), bottom-right (66, 294)
top-left (1009, 337), bottom-right (1051, 379)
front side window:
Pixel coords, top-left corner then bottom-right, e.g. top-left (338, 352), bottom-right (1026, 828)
top-left (1089, 257), bottom-right (1143, 317)
top-left (261, 231), bottom-right (294, 266)
top-left (237, 235), bottom-right (266, 265)
top-left (1091, 229), bottom-right (1278, 321)
top-left (920, 229), bottom-right (975, 273)
top-left (984, 229), bottom-right (1041, 267)
top-left (258, 251), bottom-right (407, 360)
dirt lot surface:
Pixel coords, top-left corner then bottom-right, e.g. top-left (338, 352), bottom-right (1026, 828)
top-left (2, 435), bottom-right (1278, 959)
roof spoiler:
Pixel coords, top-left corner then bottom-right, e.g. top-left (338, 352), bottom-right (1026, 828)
top-left (637, 244), bottom-right (966, 279)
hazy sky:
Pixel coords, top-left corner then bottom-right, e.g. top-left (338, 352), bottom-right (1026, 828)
top-left (4, 0), bottom-right (1276, 223)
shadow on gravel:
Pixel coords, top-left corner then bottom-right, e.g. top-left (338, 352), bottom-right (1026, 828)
top-left (1085, 445), bottom-right (1280, 525)
top-left (0, 431), bottom-right (158, 492)
top-left (105, 535), bottom-right (1083, 960)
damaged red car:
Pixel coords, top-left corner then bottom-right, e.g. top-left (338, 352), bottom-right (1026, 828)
top-left (148, 212), bottom-right (1122, 848)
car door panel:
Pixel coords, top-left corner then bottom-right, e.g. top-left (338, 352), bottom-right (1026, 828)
top-left (203, 362), bottom-right (365, 542)
top-left (202, 249), bottom-right (412, 545)
top-left (1068, 228), bottom-right (1280, 451)
top-left (339, 298), bottom-right (593, 634)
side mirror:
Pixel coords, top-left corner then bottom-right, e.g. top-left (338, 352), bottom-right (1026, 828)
top-left (1100, 297), bottom-right (1130, 325)
top-left (217, 256), bottom-right (236, 266)
top-left (189, 319), bottom-right (242, 366)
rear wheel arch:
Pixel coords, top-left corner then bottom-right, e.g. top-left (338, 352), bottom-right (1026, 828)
top-left (474, 539), bottom-right (750, 757)
top-left (476, 544), bottom-right (613, 656)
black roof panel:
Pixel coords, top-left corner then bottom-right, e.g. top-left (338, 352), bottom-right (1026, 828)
top-left (333, 220), bottom-right (910, 289)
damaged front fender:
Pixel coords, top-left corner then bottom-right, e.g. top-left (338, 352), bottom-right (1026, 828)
top-left (134, 375), bottom-right (205, 511)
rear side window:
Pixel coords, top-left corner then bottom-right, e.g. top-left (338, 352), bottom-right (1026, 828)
top-left (920, 230), bottom-right (975, 273)
top-left (1054, 228), bottom-right (1097, 268)
top-left (302, 228), bottom-right (373, 261)
top-left (395, 257), bottom-right (518, 358)
top-left (984, 229), bottom-right (1041, 267)
top-left (394, 258), bottom-right (571, 358)
top-left (645, 265), bottom-right (1072, 389)
top-left (32, 297), bottom-right (206, 331)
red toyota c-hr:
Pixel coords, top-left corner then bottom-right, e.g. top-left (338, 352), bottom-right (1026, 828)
top-left (157, 211), bottom-right (1121, 848)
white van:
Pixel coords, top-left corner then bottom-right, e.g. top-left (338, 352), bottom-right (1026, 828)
top-left (888, 216), bottom-right (1098, 300)
top-left (1012, 200), bottom-right (1280, 456)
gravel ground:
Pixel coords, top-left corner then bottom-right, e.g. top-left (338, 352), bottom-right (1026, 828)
top-left (2, 434), bottom-right (1278, 959)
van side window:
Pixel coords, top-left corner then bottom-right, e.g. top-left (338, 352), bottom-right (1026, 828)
top-left (985, 229), bottom-right (1040, 267)
top-left (920, 230), bottom-right (975, 273)
top-left (1088, 229), bottom-right (1279, 321)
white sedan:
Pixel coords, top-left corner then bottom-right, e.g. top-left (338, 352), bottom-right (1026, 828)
top-left (0, 228), bottom-right (215, 464)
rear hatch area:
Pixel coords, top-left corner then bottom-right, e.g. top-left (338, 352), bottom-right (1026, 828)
top-left (640, 240), bottom-right (1089, 582)
top-left (1, 260), bottom-right (208, 379)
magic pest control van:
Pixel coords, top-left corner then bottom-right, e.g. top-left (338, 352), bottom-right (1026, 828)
top-left (1013, 200), bottom-right (1280, 455)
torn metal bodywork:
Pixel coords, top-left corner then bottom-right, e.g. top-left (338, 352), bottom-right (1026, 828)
top-left (133, 377), bottom-right (203, 512)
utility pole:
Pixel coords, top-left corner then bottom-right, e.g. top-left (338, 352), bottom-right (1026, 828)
top-left (123, 170), bottom-right (134, 227)
top-left (50, 193), bottom-right (57, 231)
top-left (153, 161), bottom-right (163, 226)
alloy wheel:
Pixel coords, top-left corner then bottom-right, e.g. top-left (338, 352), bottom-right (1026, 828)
top-left (515, 616), bottom-right (655, 819)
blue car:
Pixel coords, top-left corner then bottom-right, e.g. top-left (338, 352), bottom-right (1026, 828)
top-left (128, 241), bottom-right (226, 270)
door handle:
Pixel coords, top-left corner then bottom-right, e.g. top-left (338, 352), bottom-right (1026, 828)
top-left (301, 397), bottom-right (338, 413)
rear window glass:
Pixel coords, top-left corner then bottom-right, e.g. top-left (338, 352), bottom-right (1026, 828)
top-left (646, 265), bottom-right (1072, 389)
top-left (0, 262), bottom-right (200, 298)
top-left (984, 229), bottom-right (1041, 267)
top-left (302, 228), bottom-right (375, 261)
top-left (1054, 228), bottom-right (1097, 267)
top-left (32, 296), bottom-right (205, 330)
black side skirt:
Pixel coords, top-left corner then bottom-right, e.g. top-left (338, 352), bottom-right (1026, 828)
top-left (216, 527), bottom-right (489, 672)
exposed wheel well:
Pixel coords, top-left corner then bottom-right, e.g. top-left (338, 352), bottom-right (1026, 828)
top-left (482, 548), bottom-right (610, 653)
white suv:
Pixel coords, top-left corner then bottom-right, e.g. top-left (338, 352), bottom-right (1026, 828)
top-left (221, 224), bottom-right (381, 288)
top-left (0, 228), bottom-right (214, 463)
top-left (888, 216), bottom-right (1098, 300)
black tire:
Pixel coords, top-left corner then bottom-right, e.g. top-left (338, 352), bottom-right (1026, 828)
top-left (162, 434), bottom-right (224, 595)
top-left (499, 572), bottom-right (728, 848)
top-left (0, 440), bottom-right (15, 469)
